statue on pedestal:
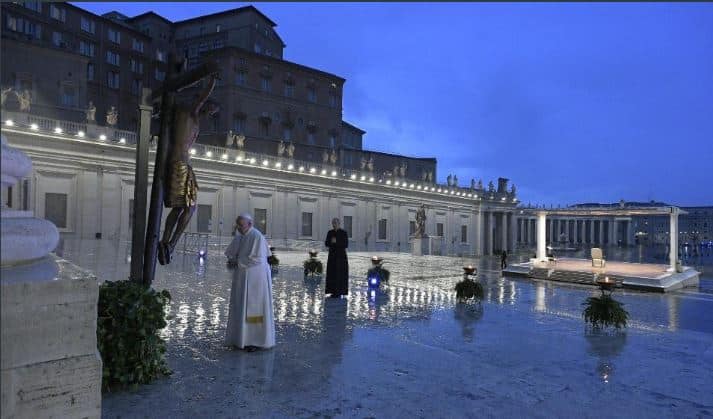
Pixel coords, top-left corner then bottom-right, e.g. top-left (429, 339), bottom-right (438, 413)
top-left (510, 183), bottom-right (516, 195)
top-left (367, 155), bottom-right (374, 171)
top-left (488, 180), bottom-right (495, 192)
top-left (361, 155), bottom-right (368, 170)
top-left (453, 175), bottom-right (458, 187)
top-left (85, 101), bottom-right (96, 122)
top-left (393, 164), bottom-right (400, 178)
top-left (478, 179), bottom-right (483, 189)
top-left (447, 174), bottom-right (452, 186)
top-left (106, 106), bottom-right (118, 126)
top-left (158, 72), bottom-right (219, 265)
top-left (329, 149), bottom-right (338, 165)
top-left (1, 87), bottom-right (13, 106)
top-left (470, 178), bottom-right (476, 190)
top-left (399, 162), bottom-right (407, 177)
top-left (322, 149), bottom-right (329, 163)
top-left (286, 142), bottom-right (295, 158)
top-left (415, 204), bottom-right (427, 238)
top-left (18, 90), bottom-right (31, 111)
top-left (277, 141), bottom-right (285, 157)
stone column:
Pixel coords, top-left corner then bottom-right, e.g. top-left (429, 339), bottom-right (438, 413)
top-left (670, 209), bottom-right (679, 271)
top-left (502, 212), bottom-right (509, 253)
top-left (613, 219), bottom-right (620, 245)
top-left (599, 220), bottom-right (604, 245)
top-left (488, 211), bottom-right (495, 255)
top-left (589, 219), bottom-right (595, 244)
top-left (537, 211), bottom-right (547, 261)
top-left (580, 219), bottom-right (585, 244)
top-left (475, 209), bottom-right (483, 256)
top-left (625, 219), bottom-right (632, 246)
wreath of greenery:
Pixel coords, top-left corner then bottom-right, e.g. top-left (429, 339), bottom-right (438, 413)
top-left (582, 294), bottom-right (629, 329)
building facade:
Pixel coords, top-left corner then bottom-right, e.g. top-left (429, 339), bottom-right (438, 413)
top-left (1, 121), bottom-right (518, 256)
top-left (1, 3), bottom-right (437, 181)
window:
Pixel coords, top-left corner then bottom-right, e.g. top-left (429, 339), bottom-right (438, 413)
top-left (60, 84), bottom-right (76, 107)
top-left (131, 79), bottom-right (143, 96)
top-left (232, 115), bottom-right (246, 134)
top-left (130, 59), bottom-right (143, 74)
top-left (45, 193), bottom-right (67, 228)
top-left (216, 24), bottom-right (221, 33)
top-left (436, 223), bottom-right (444, 237)
top-left (108, 28), bottom-right (121, 44)
top-left (329, 91), bottom-right (337, 108)
top-left (50, 4), bottom-right (66, 22)
top-left (6, 186), bottom-right (12, 208)
top-left (107, 71), bottom-right (120, 89)
top-left (254, 42), bottom-right (262, 54)
top-left (87, 63), bottom-right (95, 81)
top-left (283, 127), bottom-right (292, 141)
top-left (210, 114), bottom-right (219, 132)
top-left (7, 16), bottom-right (42, 39)
top-left (106, 51), bottom-right (120, 66)
top-left (409, 220), bottom-right (416, 236)
top-left (260, 120), bottom-right (270, 137)
top-left (155, 68), bottom-right (165, 81)
top-left (156, 50), bottom-right (166, 62)
top-left (213, 39), bottom-right (224, 49)
top-left (284, 84), bottom-right (294, 98)
top-left (307, 87), bottom-right (316, 103)
top-left (261, 77), bottom-right (271, 93)
top-left (301, 212), bottom-right (313, 237)
top-left (378, 219), bottom-right (388, 240)
top-left (52, 31), bottom-right (65, 47)
top-left (329, 135), bottom-right (336, 148)
top-left (199, 26), bottom-right (205, 36)
top-left (132, 38), bottom-right (144, 52)
top-left (23, 1), bottom-right (42, 13)
top-left (81, 17), bottom-right (95, 34)
top-left (254, 208), bottom-right (267, 235)
top-left (235, 72), bottom-right (246, 86)
top-left (307, 132), bottom-right (315, 145)
top-left (22, 179), bottom-right (30, 211)
top-left (80, 41), bottom-right (95, 57)
top-left (197, 204), bottom-right (212, 233)
top-left (461, 225), bottom-right (468, 243)
top-left (343, 216), bottom-right (353, 238)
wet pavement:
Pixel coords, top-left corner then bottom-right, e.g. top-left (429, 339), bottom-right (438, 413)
top-left (55, 239), bottom-right (713, 418)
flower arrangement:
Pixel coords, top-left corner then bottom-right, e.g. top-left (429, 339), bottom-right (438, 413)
top-left (303, 249), bottom-right (323, 276)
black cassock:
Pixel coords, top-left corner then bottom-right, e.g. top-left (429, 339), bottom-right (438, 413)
top-left (325, 228), bottom-right (349, 296)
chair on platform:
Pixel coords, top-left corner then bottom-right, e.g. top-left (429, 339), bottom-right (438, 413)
top-left (591, 247), bottom-right (606, 268)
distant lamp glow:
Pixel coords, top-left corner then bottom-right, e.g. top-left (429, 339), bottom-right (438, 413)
top-left (298, 166), bottom-right (305, 172)
top-left (350, 174), bottom-right (357, 180)
top-left (321, 169), bottom-right (327, 175)
top-left (30, 123), bottom-right (39, 131)
top-left (249, 158), bottom-right (256, 164)
top-left (474, 194), bottom-right (478, 198)
top-left (409, 183), bottom-right (415, 188)
top-left (394, 181), bottom-right (400, 186)
top-left (287, 164), bottom-right (294, 170)
top-left (369, 177), bottom-right (374, 182)
top-left (236, 155), bottom-right (244, 162)
top-left (431, 187), bottom-right (435, 191)
top-left (77, 130), bottom-right (85, 138)
top-left (386, 180), bottom-right (392, 185)
top-left (437, 189), bottom-right (442, 193)
top-left (275, 162), bottom-right (282, 168)
top-left (54, 127), bottom-right (63, 134)
top-left (360, 175), bottom-right (366, 181)
top-left (309, 167), bottom-right (316, 174)
top-left (221, 153), bottom-right (228, 160)
top-left (189, 148), bottom-right (196, 155)
top-left (204, 151), bottom-right (212, 158)
top-left (331, 170), bottom-right (338, 176)
top-left (5, 119), bottom-right (14, 126)
top-left (262, 159), bottom-right (269, 166)
top-left (467, 193), bottom-right (472, 197)
top-left (417, 185), bottom-right (422, 190)
top-left (119, 137), bottom-right (126, 144)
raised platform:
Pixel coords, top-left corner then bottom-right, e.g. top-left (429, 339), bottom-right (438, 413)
top-left (503, 257), bottom-right (700, 292)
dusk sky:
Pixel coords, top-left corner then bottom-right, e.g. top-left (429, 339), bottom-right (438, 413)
top-left (74, 2), bottom-right (713, 207)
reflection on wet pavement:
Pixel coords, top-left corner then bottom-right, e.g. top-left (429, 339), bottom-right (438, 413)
top-left (55, 239), bottom-right (713, 418)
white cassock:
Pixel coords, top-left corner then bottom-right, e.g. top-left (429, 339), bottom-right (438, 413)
top-left (224, 227), bottom-right (276, 349)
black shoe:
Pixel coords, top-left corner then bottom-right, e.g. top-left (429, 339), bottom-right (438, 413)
top-left (245, 346), bottom-right (259, 352)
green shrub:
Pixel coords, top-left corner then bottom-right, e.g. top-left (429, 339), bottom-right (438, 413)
top-left (303, 258), bottom-right (323, 276)
top-left (267, 255), bottom-right (279, 267)
top-left (97, 280), bottom-right (172, 392)
top-left (455, 277), bottom-right (484, 302)
top-left (582, 294), bottom-right (629, 329)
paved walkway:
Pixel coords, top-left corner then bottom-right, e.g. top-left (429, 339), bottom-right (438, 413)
top-left (57, 240), bottom-right (713, 419)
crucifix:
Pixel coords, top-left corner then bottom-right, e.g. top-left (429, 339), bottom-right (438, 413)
top-left (130, 52), bottom-right (220, 286)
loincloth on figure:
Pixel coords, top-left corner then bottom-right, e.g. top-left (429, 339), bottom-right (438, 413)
top-left (164, 161), bottom-right (198, 208)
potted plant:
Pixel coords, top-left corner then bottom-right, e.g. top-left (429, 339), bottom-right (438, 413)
top-left (367, 256), bottom-right (390, 287)
top-left (267, 246), bottom-right (279, 273)
top-left (303, 249), bottom-right (323, 277)
top-left (455, 266), bottom-right (483, 303)
top-left (582, 277), bottom-right (629, 329)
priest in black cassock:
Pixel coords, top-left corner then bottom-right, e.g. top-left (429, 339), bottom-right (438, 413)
top-left (325, 217), bottom-right (349, 298)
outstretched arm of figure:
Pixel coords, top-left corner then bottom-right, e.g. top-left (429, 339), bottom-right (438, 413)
top-left (191, 73), bottom-right (218, 117)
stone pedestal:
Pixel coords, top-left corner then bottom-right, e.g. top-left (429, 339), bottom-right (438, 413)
top-left (412, 236), bottom-right (431, 256)
top-left (1, 134), bottom-right (102, 418)
top-left (1, 258), bottom-right (102, 419)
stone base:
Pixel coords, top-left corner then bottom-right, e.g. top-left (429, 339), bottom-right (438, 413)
top-left (412, 237), bottom-right (431, 256)
top-left (1, 256), bottom-right (102, 419)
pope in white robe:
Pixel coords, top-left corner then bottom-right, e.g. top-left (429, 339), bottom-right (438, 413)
top-left (224, 213), bottom-right (276, 350)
